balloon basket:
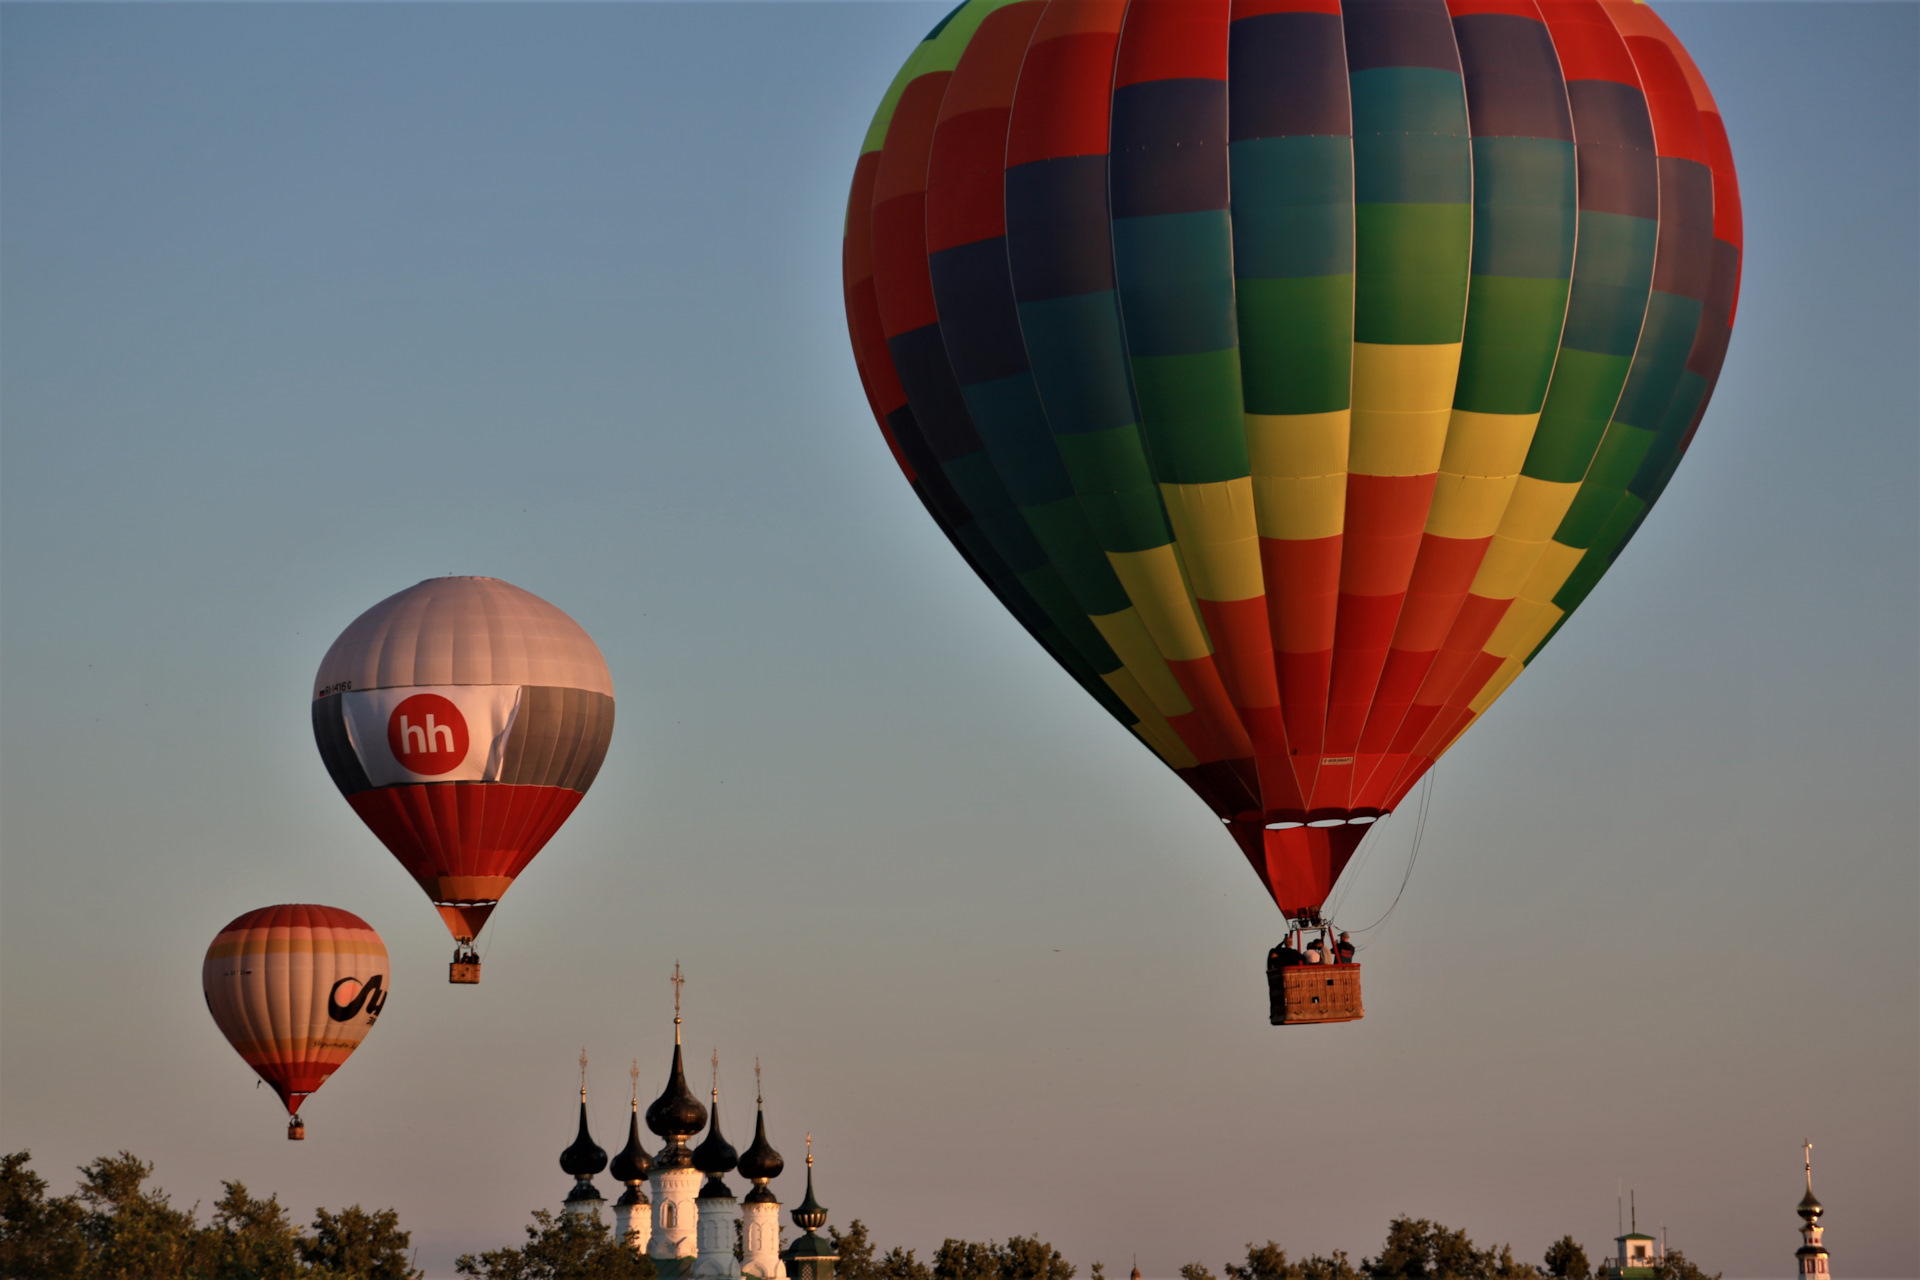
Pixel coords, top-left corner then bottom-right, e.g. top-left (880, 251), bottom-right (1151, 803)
top-left (1268, 963), bottom-right (1363, 1025)
top-left (286, 1118), bottom-right (306, 1141)
top-left (449, 940), bottom-right (481, 984)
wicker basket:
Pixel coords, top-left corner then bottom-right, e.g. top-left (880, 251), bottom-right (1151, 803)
top-left (1268, 963), bottom-right (1363, 1025)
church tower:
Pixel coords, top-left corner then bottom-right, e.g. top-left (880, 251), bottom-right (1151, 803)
top-left (560, 1051), bottom-right (608, 1219)
top-left (692, 1055), bottom-right (743, 1280)
top-left (612, 1061), bottom-right (654, 1247)
top-left (738, 1063), bottom-right (788, 1280)
top-left (783, 1136), bottom-right (838, 1280)
top-left (647, 967), bottom-right (709, 1278)
top-left (1796, 1143), bottom-right (1830, 1280)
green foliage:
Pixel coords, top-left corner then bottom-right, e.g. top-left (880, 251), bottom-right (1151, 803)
top-left (1181, 1265), bottom-right (1218, 1280)
top-left (933, 1240), bottom-right (1000, 1280)
top-left (834, 1221), bottom-right (877, 1280)
top-left (1542, 1239), bottom-right (1590, 1280)
top-left (75, 1152), bottom-right (205, 1280)
top-left (880, 1245), bottom-right (934, 1280)
top-left (1, 1151), bottom-right (87, 1280)
top-left (455, 1208), bottom-right (654, 1280)
top-left (206, 1183), bottom-right (305, 1280)
top-left (1000, 1236), bottom-right (1074, 1280)
top-left (932, 1237), bottom-right (1074, 1280)
top-left (1089, 1264), bottom-right (1105, 1280)
top-left (1649, 1251), bottom-right (1718, 1280)
top-left (830, 1222), bottom-right (931, 1280)
top-left (1363, 1218), bottom-right (1495, 1280)
top-left (1227, 1241), bottom-right (1360, 1280)
top-left (0, 1150), bottom-right (421, 1280)
top-left (303, 1205), bottom-right (420, 1280)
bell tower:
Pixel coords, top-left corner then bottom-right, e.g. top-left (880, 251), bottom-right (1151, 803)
top-left (1795, 1142), bottom-right (1830, 1280)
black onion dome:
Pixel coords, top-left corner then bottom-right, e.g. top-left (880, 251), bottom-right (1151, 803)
top-left (790, 1164), bottom-right (827, 1232)
top-left (560, 1099), bottom-right (608, 1178)
top-left (738, 1107), bottom-right (784, 1183)
top-left (1798, 1184), bottom-right (1823, 1218)
top-left (646, 1044), bottom-right (708, 1140)
top-left (611, 1109), bottom-right (653, 1183)
top-left (693, 1096), bottom-right (738, 1175)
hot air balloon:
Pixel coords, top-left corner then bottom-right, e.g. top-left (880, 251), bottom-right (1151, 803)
top-left (843, 0), bottom-right (1740, 1019)
top-left (312, 577), bottom-right (615, 983)
top-left (202, 905), bottom-right (390, 1139)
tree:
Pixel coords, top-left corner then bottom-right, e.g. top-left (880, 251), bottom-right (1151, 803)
top-left (1487, 1247), bottom-right (1536, 1280)
top-left (454, 1209), bottom-right (655, 1280)
top-left (1000, 1236), bottom-right (1073, 1280)
top-left (1089, 1265), bottom-right (1105, 1280)
top-left (1181, 1265), bottom-right (1218, 1280)
top-left (1649, 1251), bottom-right (1718, 1280)
top-left (835, 1221), bottom-right (879, 1280)
top-left (1541, 1240), bottom-right (1589, 1280)
top-left (933, 1240), bottom-right (1001, 1280)
top-left (930, 1238), bottom-right (1074, 1280)
top-left (1226, 1241), bottom-right (1360, 1280)
top-left (880, 1245), bottom-right (934, 1280)
top-left (206, 1181), bottom-right (306, 1280)
top-left (75, 1152), bottom-right (206, 1280)
top-left (1299, 1256), bottom-right (1362, 1280)
top-left (0, 1152), bottom-right (86, 1280)
top-left (1363, 1219), bottom-right (1495, 1280)
top-left (304, 1205), bottom-right (422, 1280)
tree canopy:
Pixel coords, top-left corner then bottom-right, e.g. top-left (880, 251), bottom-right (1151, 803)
top-left (454, 1208), bottom-right (654, 1280)
top-left (0, 1150), bottom-right (419, 1280)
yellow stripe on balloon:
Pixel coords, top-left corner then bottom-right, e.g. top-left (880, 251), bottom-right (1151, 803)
top-left (1469, 476), bottom-right (1581, 597)
top-left (206, 937), bottom-right (385, 959)
top-left (1090, 607), bottom-right (1197, 716)
top-left (1128, 714), bottom-right (1203, 771)
top-left (1467, 655), bottom-right (1526, 713)
top-left (1246, 410), bottom-right (1349, 540)
top-left (1104, 545), bottom-right (1213, 662)
top-left (1348, 343), bottom-right (1461, 476)
top-left (1159, 478), bottom-right (1264, 602)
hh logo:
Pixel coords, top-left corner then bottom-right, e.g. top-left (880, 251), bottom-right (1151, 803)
top-left (386, 693), bottom-right (469, 775)
top-left (328, 974), bottom-right (388, 1024)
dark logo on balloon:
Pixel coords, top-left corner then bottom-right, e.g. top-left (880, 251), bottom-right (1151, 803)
top-left (386, 693), bottom-right (469, 776)
top-left (328, 975), bottom-right (388, 1024)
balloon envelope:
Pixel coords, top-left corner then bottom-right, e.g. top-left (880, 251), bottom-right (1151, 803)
top-left (312, 577), bottom-right (616, 942)
top-left (842, 0), bottom-right (1740, 917)
top-left (202, 904), bottom-right (390, 1117)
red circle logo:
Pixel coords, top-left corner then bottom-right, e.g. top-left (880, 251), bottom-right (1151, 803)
top-left (386, 694), bottom-right (469, 775)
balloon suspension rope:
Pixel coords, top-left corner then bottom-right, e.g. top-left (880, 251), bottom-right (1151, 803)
top-left (1346, 769), bottom-right (1435, 943)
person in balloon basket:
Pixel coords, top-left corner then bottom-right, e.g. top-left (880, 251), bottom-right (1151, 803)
top-left (1336, 933), bottom-right (1356, 964)
top-left (1268, 936), bottom-right (1304, 969)
top-left (1303, 933), bottom-right (1327, 965)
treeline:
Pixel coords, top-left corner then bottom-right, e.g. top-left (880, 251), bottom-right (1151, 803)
top-left (0, 1151), bottom-right (417, 1280)
top-left (3, 1151), bottom-right (1723, 1280)
top-left (828, 1220), bottom-right (1720, 1280)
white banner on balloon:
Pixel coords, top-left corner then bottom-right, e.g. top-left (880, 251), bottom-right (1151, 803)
top-left (340, 685), bottom-right (522, 786)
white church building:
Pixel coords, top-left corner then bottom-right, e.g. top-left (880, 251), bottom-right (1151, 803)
top-left (555, 974), bottom-right (838, 1280)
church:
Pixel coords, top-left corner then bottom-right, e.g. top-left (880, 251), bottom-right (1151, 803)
top-left (554, 971), bottom-right (839, 1280)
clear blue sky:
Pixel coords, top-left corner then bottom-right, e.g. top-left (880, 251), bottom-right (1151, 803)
top-left (2, 4), bottom-right (1913, 1279)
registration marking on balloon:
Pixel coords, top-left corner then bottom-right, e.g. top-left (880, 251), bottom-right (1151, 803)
top-left (339, 684), bottom-right (521, 786)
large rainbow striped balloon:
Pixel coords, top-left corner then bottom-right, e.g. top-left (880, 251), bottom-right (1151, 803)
top-left (842, 0), bottom-right (1740, 919)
